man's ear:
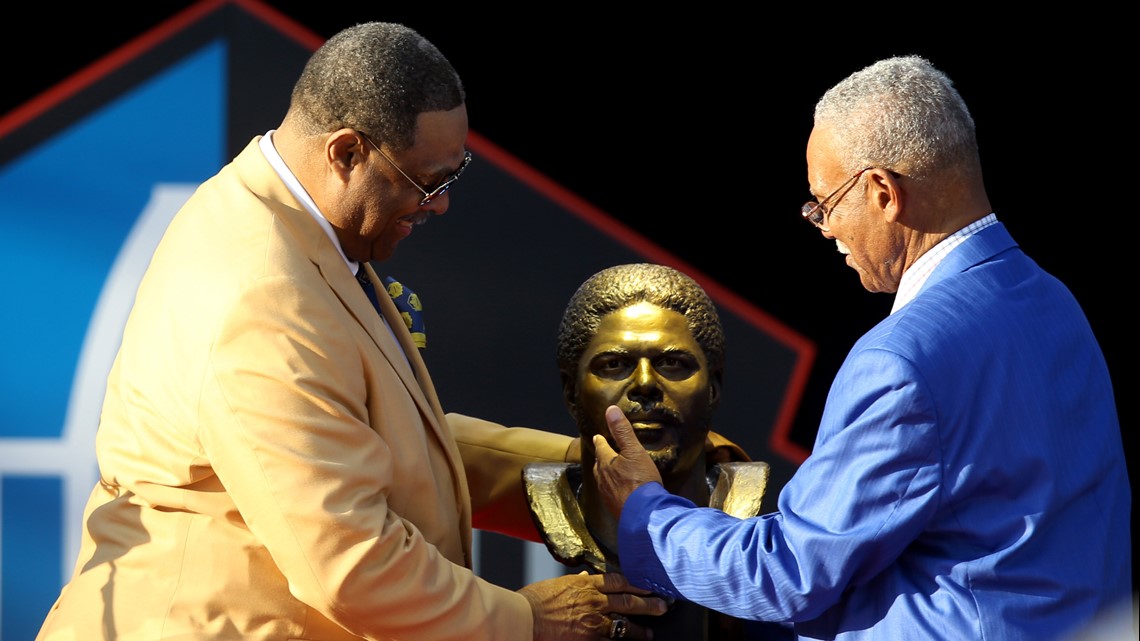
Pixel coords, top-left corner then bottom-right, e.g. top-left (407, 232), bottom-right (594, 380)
top-left (560, 371), bottom-right (579, 418)
top-left (870, 168), bottom-right (904, 224)
top-left (326, 128), bottom-right (367, 181)
top-left (709, 367), bottom-right (723, 409)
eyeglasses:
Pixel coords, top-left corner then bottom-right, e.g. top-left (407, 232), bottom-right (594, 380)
top-left (360, 131), bottom-right (473, 206)
top-left (801, 166), bottom-right (874, 231)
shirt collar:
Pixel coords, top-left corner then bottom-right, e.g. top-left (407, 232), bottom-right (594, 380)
top-left (891, 213), bottom-right (998, 313)
top-left (258, 130), bottom-right (357, 274)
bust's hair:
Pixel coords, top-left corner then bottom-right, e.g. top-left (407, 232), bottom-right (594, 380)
top-left (814, 55), bottom-right (980, 181)
top-left (556, 263), bottom-right (725, 376)
top-left (287, 22), bottom-right (464, 150)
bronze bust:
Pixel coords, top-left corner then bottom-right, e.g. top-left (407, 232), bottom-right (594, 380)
top-left (525, 263), bottom-right (770, 641)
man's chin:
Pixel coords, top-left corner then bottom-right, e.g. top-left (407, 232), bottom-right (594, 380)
top-left (646, 447), bottom-right (679, 471)
top-left (370, 245), bottom-right (396, 262)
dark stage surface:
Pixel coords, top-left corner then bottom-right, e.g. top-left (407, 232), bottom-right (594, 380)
top-left (5, 1), bottom-right (1131, 586)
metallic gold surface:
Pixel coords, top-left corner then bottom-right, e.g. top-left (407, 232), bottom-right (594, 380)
top-left (528, 264), bottom-right (774, 640)
top-left (711, 461), bottom-right (771, 519)
top-left (523, 462), bottom-right (609, 572)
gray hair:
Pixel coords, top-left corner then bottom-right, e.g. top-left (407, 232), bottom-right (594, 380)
top-left (556, 263), bottom-right (725, 377)
top-left (288, 22), bottom-right (465, 150)
top-left (814, 55), bottom-right (979, 180)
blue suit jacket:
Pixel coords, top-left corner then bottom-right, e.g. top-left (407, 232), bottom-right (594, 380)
top-left (617, 223), bottom-right (1131, 640)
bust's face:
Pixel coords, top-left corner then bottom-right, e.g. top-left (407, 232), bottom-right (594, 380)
top-left (573, 301), bottom-right (716, 480)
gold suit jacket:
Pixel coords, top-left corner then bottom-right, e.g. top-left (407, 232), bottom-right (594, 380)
top-left (36, 138), bottom-right (572, 641)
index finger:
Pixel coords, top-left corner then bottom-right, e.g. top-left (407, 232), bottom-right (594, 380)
top-left (593, 572), bottom-right (669, 622)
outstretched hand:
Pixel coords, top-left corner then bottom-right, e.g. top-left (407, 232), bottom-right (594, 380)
top-left (520, 570), bottom-right (666, 641)
top-left (592, 405), bottom-right (664, 520)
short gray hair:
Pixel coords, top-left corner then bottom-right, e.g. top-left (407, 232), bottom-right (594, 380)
top-left (814, 55), bottom-right (979, 180)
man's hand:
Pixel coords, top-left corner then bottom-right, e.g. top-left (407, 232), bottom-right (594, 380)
top-left (520, 570), bottom-right (666, 640)
top-left (592, 405), bottom-right (664, 520)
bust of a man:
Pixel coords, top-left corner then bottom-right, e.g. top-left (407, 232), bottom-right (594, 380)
top-left (524, 263), bottom-right (769, 641)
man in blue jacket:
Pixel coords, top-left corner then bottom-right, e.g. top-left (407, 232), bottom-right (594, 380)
top-left (591, 55), bottom-right (1132, 641)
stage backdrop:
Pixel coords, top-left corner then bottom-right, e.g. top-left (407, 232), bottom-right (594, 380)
top-left (0, 2), bottom-right (813, 639)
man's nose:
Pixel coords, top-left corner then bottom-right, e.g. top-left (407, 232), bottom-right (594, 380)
top-left (628, 360), bottom-right (661, 399)
top-left (420, 192), bottom-right (449, 215)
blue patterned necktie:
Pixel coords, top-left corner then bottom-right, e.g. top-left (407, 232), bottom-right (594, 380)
top-left (356, 267), bottom-right (426, 349)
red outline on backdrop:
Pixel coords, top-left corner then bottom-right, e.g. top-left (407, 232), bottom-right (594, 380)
top-left (471, 130), bottom-right (815, 463)
top-left (0, 0), bottom-right (813, 464)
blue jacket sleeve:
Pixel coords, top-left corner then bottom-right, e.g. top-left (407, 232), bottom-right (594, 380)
top-left (616, 346), bottom-right (943, 623)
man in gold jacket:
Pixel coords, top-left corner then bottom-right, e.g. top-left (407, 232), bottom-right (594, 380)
top-left (35, 22), bottom-right (666, 641)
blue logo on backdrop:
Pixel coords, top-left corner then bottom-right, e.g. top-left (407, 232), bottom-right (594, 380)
top-left (0, 42), bottom-right (226, 641)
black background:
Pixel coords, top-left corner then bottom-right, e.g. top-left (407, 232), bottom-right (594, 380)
top-left (5, 3), bottom-right (1131, 584)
